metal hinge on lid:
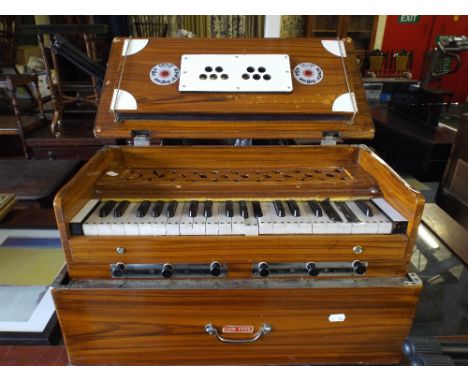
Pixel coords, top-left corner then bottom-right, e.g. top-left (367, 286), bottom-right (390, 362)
top-left (320, 131), bottom-right (340, 146)
top-left (130, 131), bottom-right (151, 146)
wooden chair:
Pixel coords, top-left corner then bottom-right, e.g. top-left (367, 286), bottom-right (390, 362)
top-left (0, 16), bottom-right (45, 158)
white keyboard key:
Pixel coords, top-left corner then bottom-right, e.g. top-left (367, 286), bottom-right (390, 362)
top-left (205, 202), bottom-right (220, 235)
top-left (192, 202), bottom-right (207, 235)
top-left (231, 202), bottom-right (245, 235)
top-left (244, 202), bottom-right (258, 236)
top-left (257, 202), bottom-right (273, 234)
top-left (218, 202), bottom-right (232, 235)
top-left (166, 202), bottom-right (184, 235)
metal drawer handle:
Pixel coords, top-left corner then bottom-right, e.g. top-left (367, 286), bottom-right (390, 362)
top-left (204, 323), bottom-right (272, 344)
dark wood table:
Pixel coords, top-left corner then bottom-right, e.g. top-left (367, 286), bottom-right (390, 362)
top-left (371, 105), bottom-right (456, 181)
top-left (0, 160), bottom-right (79, 208)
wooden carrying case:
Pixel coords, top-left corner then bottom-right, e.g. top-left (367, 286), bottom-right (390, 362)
top-left (52, 38), bottom-right (424, 365)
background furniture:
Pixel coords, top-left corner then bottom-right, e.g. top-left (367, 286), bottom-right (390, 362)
top-left (0, 160), bottom-right (79, 208)
top-left (305, 16), bottom-right (378, 57)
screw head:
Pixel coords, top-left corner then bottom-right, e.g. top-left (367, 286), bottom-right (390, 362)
top-left (353, 245), bottom-right (363, 255)
top-left (116, 247), bottom-right (126, 255)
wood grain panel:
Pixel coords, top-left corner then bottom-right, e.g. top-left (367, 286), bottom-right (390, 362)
top-left (53, 277), bottom-right (421, 365)
top-left (68, 234), bottom-right (408, 278)
top-left (357, 146), bottom-right (425, 261)
top-left (95, 38), bottom-right (374, 139)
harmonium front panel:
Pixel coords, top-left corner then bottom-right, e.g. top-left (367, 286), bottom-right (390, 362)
top-left (95, 38), bottom-right (374, 139)
top-left (55, 145), bottom-right (423, 280)
top-left (52, 275), bottom-right (421, 365)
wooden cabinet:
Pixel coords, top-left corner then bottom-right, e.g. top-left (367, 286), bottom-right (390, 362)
top-left (306, 16), bottom-right (378, 56)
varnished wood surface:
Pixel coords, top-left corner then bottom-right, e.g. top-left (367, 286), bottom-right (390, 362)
top-left (93, 146), bottom-right (378, 199)
top-left (357, 146), bottom-right (425, 262)
top-left (114, 38), bottom-right (349, 115)
top-left (53, 277), bottom-right (421, 365)
top-left (422, 203), bottom-right (468, 265)
top-left (95, 38), bottom-right (374, 139)
top-left (52, 145), bottom-right (423, 277)
top-left (67, 234), bottom-right (408, 279)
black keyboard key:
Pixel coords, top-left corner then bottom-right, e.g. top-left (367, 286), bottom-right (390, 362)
top-left (287, 200), bottom-right (300, 217)
top-left (99, 200), bottom-right (116, 218)
top-left (307, 201), bottom-right (323, 217)
top-left (189, 201), bottom-right (199, 218)
top-left (203, 201), bottom-right (213, 218)
top-left (136, 200), bottom-right (151, 218)
top-left (113, 200), bottom-right (130, 218)
top-left (225, 201), bottom-right (234, 217)
top-left (239, 201), bottom-right (249, 218)
top-left (355, 200), bottom-right (373, 217)
top-left (273, 200), bottom-right (285, 217)
top-left (166, 201), bottom-right (178, 218)
top-left (252, 201), bottom-right (263, 218)
top-left (151, 200), bottom-right (165, 217)
top-left (334, 202), bottom-right (360, 223)
top-left (320, 200), bottom-right (342, 222)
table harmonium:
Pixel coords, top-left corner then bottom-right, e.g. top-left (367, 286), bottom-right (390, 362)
top-left (52, 37), bottom-right (424, 365)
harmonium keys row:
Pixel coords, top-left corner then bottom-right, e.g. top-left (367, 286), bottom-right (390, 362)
top-left (70, 198), bottom-right (408, 236)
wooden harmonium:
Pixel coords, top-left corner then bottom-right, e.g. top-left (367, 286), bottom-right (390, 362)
top-left (94, 37), bottom-right (373, 139)
top-left (51, 38), bottom-right (424, 365)
top-left (55, 145), bottom-right (424, 280)
top-left (52, 145), bottom-right (424, 365)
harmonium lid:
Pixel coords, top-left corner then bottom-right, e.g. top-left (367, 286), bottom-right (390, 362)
top-left (95, 37), bottom-right (374, 140)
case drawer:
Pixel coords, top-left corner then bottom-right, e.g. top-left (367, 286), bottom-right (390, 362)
top-left (53, 274), bottom-right (421, 365)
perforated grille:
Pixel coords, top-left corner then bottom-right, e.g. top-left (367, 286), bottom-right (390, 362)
top-left (118, 167), bottom-right (352, 184)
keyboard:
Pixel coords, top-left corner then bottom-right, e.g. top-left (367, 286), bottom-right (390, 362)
top-left (70, 198), bottom-right (407, 236)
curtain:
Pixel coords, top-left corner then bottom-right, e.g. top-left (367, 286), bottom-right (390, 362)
top-left (129, 16), bottom-right (264, 38)
top-left (280, 16), bottom-right (306, 37)
top-left (210, 16), bottom-right (264, 38)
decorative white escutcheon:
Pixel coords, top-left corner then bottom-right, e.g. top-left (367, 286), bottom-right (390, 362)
top-left (293, 62), bottom-right (324, 85)
top-left (122, 39), bottom-right (149, 56)
top-left (332, 92), bottom-right (357, 113)
top-left (149, 63), bottom-right (180, 86)
top-left (321, 40), bottom-right (347, 57)
top-left (110, 89), bottom-right (137, 111)
top-left (328, 313), bottom-right (346, 322)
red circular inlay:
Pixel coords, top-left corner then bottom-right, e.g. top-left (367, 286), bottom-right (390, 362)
top-left (160, 70), bottom-right (170, 78)
top-left (303, 69), bottom-right (313, 77)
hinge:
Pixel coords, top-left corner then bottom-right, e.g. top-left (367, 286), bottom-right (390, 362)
top-left (321, 131), bottom-right (340, 146)
top-left (130, 131), bottom-right (151, 146)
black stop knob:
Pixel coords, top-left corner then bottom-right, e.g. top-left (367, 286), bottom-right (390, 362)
top-left (161, 263), bottom-right (173, 278)
top-left (306, 262), bottom-right (320, 276)
top-left (210, 262), bottom-right (222, 277)
top-left (112, 263), bottom-right (125, 277)
top-left (258, 262), bottom-right (270, 277)
top-left (353, 260), bottom-right (367, 275)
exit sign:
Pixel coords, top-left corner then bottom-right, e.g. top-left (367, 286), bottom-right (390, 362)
top-left (399, 16), bottom-right (420, 23)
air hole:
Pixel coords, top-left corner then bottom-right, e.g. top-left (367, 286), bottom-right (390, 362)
top-left (326, 173), bottom-right (334, 177)
top-left (334, 168), bottom-right (343, 173)
top-left (341, 177), bottom-right (348, 181)
top-left (242, 73), bottom-right (250, 80)
top-left (210, 74), bottom-right (218, 80)
top-left (199, 174), bottom-right (207, 178)
top-left (199, 74), bottom-right (207, 80)
top-left (241, 174), bottom-right (249, 178)
top-left (258, 67), bottom-right (266, 73)
top-left (253, 74), bottom-right (261, 80)
top-left (247, 66), bottom-right (255, 73)
top-left (263, 74), bottom-right (271, 80)
top-left (215, 66), bottom-right (223, 73)
top-left (263, 174), bottom-right (271, 178)
top-left (205, 66), bottom-right (213, 72)
top-left (221, 74), bottom-right (229, 80)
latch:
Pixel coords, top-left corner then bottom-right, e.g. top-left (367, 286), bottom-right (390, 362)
top-left (130, 131), bottom-right (151, 146)
top-left (321, 131), bottom-right (340, 146)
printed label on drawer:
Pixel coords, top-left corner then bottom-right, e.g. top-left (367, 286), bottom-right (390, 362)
top-left (222, 325), bottom-right (254, 334)
top-left (328, 313), bottom-right (346, 322)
